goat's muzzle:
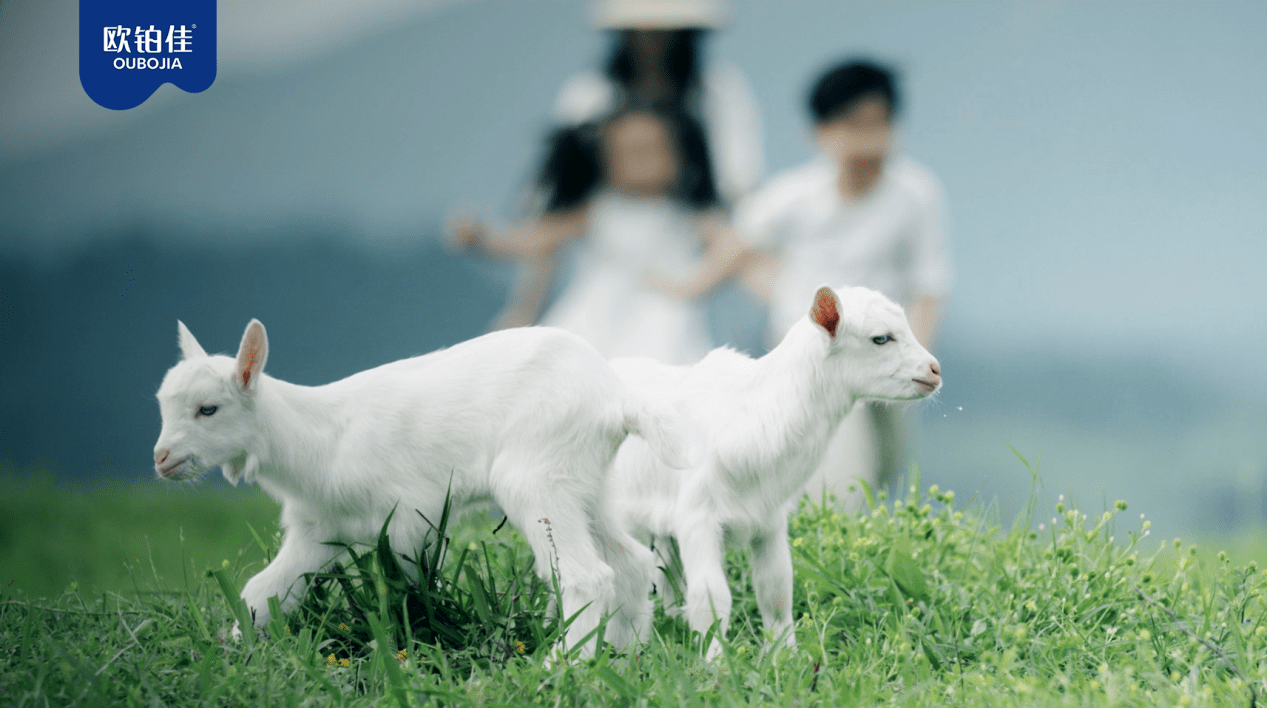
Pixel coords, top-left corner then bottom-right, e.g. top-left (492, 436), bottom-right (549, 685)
top-left (156, 451), bottom-right (195, 479)
top-left (913, 363), bottom-right (942, 393)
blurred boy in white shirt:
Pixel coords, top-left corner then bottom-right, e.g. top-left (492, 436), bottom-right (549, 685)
top-left (738, 59), bottom-right (953, 507)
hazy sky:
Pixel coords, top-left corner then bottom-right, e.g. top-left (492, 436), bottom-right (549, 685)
top-left (2, 0), bottom-right (1265, 396)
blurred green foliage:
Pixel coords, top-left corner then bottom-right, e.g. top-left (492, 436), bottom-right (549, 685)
top-left (0, 471), bottom-right (281, 598)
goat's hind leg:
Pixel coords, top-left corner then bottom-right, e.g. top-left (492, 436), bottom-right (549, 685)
top-left (593, 516), bottom-right (654, 652)
top-left (493, 460), bottom-right (615, 657)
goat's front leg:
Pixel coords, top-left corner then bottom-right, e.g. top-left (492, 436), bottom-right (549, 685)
top-left (241, 526), bottom-right (341, 628)
top-left (676, 512), bottom-right (730, 660)
top-left (750, 518), bottom-right (796, 650)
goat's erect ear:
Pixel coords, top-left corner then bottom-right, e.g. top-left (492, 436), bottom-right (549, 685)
top-left (177, 320), bottom-right (208, 360)
top-left (809, 286), bottom-right (841, 338)
top-left (234, 319), bottom-right (269, 393)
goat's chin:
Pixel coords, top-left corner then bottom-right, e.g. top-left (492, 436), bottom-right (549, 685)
top-left (156, 455), bottom-right (207, 482)
top-left (872, 383), bottom-right (939, 402)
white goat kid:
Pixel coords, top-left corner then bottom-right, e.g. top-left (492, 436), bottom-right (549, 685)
top-left (608, 285), bottom-right (941, 657)
top-left (153, 320), bottom-right (679, 655)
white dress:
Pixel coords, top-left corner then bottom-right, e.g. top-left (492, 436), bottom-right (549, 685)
top-left (541, 190), bottom-right (713, 365)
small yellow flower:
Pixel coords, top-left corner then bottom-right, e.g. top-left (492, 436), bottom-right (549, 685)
top-left (326, 653), bottom-right (336, 669)
top-left (339, 658), bottom-right (350, 668)
top-left (396, 648), bottom-right (408, 662)
top-left (513, 640), bottom-right (526, 654)
top-left (339, 623), bottom-right (350, 631)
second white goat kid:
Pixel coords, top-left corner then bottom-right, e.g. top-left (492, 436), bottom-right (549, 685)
top-left (153, 320), bottom-right (681, 655)
top-left (608, 285), bottom-right (941, 657)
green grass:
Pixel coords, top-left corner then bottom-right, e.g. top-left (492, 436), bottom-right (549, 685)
top-left (3, 465), bottom-right (1267, 707)
top-left (0, 474), bottom-right (282, 598)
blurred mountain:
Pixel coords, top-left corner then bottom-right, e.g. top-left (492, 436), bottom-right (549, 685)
top-left (0, 233), bottom-right (1243, 479)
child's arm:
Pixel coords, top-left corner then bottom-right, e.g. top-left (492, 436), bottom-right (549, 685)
top-left (905, 294), bottom-right (942, 350)
top-left (737, 251), bottom-right (779, 303)
top-left (646, 212), bottom-right (753, 300)
top-left (489, 256), bottom-right (557, 330)
top-left (448, 207), bottom-right (587, 330)
top-left (449, 207), bottom-right (588, 259)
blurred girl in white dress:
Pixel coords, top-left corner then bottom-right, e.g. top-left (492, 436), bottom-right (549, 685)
top-left (451, 105), bottom-right (747, 365)
top-left (464, 0), bottom-right (767, 354)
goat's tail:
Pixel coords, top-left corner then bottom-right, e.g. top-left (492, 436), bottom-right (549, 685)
top-left (622, 400), bottom-right (691, 470)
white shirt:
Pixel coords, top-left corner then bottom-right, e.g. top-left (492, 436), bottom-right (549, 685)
top-left (552, 63), bottom-right (764, 204)
top-left (737, 156), bottom-right (953, 339)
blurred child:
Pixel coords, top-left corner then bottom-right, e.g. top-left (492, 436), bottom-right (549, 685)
top-left (735, 59), bottom-right (954, 508)
top-left (553, 2), bottom-right (764, 206)
top-left (451, 105), bottom-right (749, 365)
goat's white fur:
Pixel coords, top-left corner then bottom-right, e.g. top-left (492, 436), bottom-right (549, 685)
top-left (607, 285), bottom-right (941, 657)
top-left (154, 320), bottom-right (685, 654)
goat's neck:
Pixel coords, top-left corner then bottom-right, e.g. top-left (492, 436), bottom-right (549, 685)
top-left (248, 377), bottom-right (342, 500)
top-left (737, 324), bottom-right (857, 488)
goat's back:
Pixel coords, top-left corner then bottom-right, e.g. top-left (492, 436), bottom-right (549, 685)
top-left (317, 327), bottom-right (632, 477)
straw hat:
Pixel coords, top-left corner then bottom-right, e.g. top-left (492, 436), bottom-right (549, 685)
top-left (592, 0), bottom-right (726, 29)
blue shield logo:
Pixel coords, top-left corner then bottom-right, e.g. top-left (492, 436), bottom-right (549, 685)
top-left (80, 0), bottom-right (217, 110)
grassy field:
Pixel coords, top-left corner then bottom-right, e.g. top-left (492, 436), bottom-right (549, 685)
top-left (0, 474), bottom-right (282, 599)
top-left (3, 467), bottom-right (1267, 707)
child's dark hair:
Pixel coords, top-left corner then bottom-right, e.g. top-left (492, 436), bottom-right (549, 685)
top-left (808, 59), bottom-right (900, 124)
top-left (536, 104), bottom-right (718, 211)
top-left (536, 123), bottom-right (602, 211)
top-left (606, 29), bottom-right (704, 107)
top-left (644, 103), bottom-right (718, 209)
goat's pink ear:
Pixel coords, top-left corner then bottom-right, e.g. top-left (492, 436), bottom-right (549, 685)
top-left (177, 320), bottom-right (207, 360)
top-left (234, 319), bottom-right (269, 393)
top-left (809, 286), bottom-right (841, 338)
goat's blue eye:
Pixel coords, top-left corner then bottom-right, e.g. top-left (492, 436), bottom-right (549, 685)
top-left (872, 335), bottom-right (892, 345)
top-left (198, 405), bottom-right (218, 417)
